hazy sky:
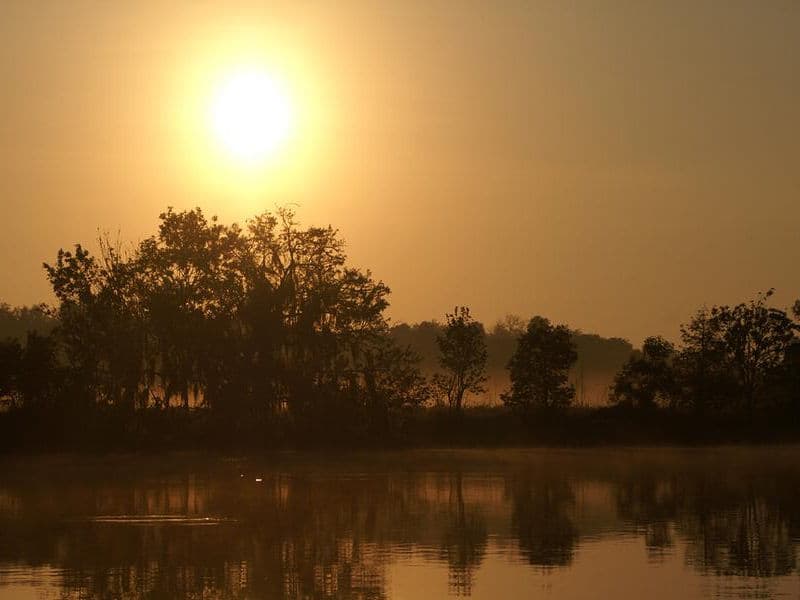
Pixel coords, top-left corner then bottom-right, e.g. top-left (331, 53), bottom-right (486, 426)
top-left (1, 0), bottom-right (798, 344)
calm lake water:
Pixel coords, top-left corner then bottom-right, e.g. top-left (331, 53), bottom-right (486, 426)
top-left (2, 447), bottom-right (800, 599)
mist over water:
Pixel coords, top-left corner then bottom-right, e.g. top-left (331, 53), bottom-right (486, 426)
top-left (2, 447), bottom-right (800, 599)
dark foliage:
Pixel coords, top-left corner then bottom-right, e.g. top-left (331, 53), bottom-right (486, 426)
top-left (610, 336), bottom-right (677, 409)
top-left (432, 307), bottom-right (488, 411)
top-left (502, 316), bottom-right (578, 413)
top-left (3, 207), bottom-right (427, 447)
top-left (1, 208), bottom-right (799, 450)
top-left (613, 290), bottom-right (800, 417)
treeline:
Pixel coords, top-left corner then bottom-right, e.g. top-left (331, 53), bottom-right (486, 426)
top-left (390, 319), bottom-right (633, 405)
top-left (1, 207), bottom-right (799, 449)
top-left (1, 208), bottom-right (431, 446)
top-left (0, 303), bottom-right (632, 408)
top-left (611, 291), bottom-right (800, 416)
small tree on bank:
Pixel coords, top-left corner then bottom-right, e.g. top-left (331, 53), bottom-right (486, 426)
top-left (433, 307), bottom-right (488, 412)
top-left (502, 316), bottom-right (577, 414)
top-left (610, 336), bottom-right (677, 409)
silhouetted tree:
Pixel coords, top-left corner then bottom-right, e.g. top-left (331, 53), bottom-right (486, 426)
top-left (45, 234), bottom-right (150, 412)
top-left (238, 208), bottom-right (394, 435)
top-left (502, 316), bottom-right (577, 413)
top-left (611, 336), bottom-right (677, 409)
top-left (673, 306), bottom-right (730, 413)
top-left (45, 244), bottom-right (119, 407)
top-left (709, 291), bottom-right (796, 413)
top-left (136, 207), bottom-right (246, 409)
top-left (433, 307), bottom-right (487, 411)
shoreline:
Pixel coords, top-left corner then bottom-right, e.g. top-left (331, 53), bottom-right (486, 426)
top-left (3, 404), bottom-right (800, 454)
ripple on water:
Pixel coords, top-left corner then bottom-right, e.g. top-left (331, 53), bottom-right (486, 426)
top-left (82, 515), bottom-right (237, 525)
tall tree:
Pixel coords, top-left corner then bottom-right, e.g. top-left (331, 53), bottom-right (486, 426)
top-left (708, 290), bottom-right (797, 413)
top-left (673, 307), bottom-right (730, 413)
top-left (136, 207), bottom-right (246, 409)
top-left (44, 244), bottom-right (125, 407)
top-left (502, 316), bottom-right (577, 413)
top-left (433, 307), bottom-right (487, 411)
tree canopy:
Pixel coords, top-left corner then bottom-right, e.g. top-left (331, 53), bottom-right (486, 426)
top-left (502, 316), bottom-right (578, 413)
top-left (433, 307), bottom-right (488, 411)
top-left (37, 207), bottom-right (424, 442)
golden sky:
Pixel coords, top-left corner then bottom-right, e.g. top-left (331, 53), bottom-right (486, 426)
top-left (1, 1), bottom-right (798, 344)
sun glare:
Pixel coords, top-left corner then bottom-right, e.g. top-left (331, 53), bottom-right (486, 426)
top-left (210, 68), bottom-right (293, 165)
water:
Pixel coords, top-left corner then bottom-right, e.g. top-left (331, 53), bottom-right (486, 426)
top-left (1, 447), bottom-right (800, 599)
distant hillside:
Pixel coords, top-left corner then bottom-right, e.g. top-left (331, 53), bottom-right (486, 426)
top-left (390, 319), bottom-right (633, 407)
top-left (0, 304), bottom-right (56, 343)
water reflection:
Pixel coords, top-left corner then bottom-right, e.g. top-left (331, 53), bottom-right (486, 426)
top-left (440, 473), bottom-right (487, 595)
top-left (509, 473), bottom-right (577, 567)
top-left (1, 448), bottom-right (800, 599)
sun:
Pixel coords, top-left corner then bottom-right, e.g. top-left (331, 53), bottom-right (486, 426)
top-left (209, 68), bottom-right (293, 165)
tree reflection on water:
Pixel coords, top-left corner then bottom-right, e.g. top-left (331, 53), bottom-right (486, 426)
top-left (0, 449), bottom-right (799, 598)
